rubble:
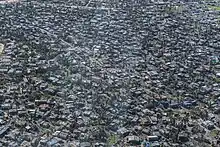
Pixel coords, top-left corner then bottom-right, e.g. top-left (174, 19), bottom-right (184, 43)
top-left (202, 120), bottom-right (215, 130)
top-left (0, 126), bottom-right (9, 138)
top-left (0, 43), bottom-right (4, 54)
top-left (0, 0), bottom-right (220, 146)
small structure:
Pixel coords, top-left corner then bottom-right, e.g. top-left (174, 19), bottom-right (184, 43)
top-left (125, 135), bottom-right (141, 146)
top-left (147, 136), bottom-right (159, 142)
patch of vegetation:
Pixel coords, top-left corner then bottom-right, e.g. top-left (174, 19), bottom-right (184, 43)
top-left (164, 5), bottom-right (184, 14)
top-left (210, 129), bottom-right (219, 137)
top-left (208, 5), bottom-right (220, 11)
top-left (107, 134), bottom-right (119, 145)
top-left (213, 77), bottom-right (220, 83)
top-left (169, 96), bottom-right (183, 101)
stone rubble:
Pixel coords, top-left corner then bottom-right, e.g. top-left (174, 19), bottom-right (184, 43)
top-left (0, 0), bottom-right (220, 146)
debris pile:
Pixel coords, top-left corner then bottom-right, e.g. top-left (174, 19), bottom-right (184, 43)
top-left (0, 0), bottom-right (220, 146)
